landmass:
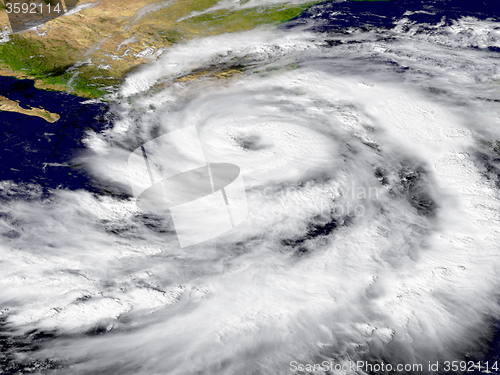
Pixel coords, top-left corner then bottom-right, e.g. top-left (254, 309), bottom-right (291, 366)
top-left (0, 95), bottom-right (60, 122)
top-left (0, 0), bottom-right (322, 98)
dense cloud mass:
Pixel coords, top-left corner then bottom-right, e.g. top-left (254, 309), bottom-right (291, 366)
top-left (2, 2), bottom-right (500, 374)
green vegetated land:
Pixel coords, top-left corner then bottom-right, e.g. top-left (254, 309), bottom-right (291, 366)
top-left (180, 1), bottom-right (319, 33)
top-left (0, 0), bottom-right (323, 98)
top-left (0, 34), bottom-right (117, 98)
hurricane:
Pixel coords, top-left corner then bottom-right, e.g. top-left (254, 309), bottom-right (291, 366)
top-left (1, 1), bottom-right (500, 374)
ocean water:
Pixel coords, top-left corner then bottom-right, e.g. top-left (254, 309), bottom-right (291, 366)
top-left (282, 0), bottom-right (500, 32)
top-left (1, 0), bottom-right (500, 374)
top-left (0, 76), bottom-right (111, 196)
top-left (284, 1), bottom-right (500, 370)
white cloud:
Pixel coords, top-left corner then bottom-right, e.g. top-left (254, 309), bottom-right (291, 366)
top-left (2, 14), bottom-right (500, 375)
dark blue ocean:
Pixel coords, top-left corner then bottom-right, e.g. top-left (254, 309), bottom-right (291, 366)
top-left (0, 0), bottom-right (499, 372)
top-left (282, 0), bottom-right (500, 34)
top-left (0, 76), bottom-right (111, 197)
top-left (283, 0), bottom-right (500, 372)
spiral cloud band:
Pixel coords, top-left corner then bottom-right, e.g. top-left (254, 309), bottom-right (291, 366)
top-left (74, 24), bottom-right (500, 372)
top-left (1, 4), bottom-right (500, 375)
top-left (128, 126), bottom-right (248, 247)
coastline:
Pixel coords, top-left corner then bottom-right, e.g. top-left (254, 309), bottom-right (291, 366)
top-left (0, 75), bottom-right (110, 194)
top-left (0, 94), bottom-right (60, 123)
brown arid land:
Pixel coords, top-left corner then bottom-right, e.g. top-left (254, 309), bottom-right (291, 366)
top-left (0, 0), bottom-right (320, 99)
top-left (0, 95), bottom-right (60, 122)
